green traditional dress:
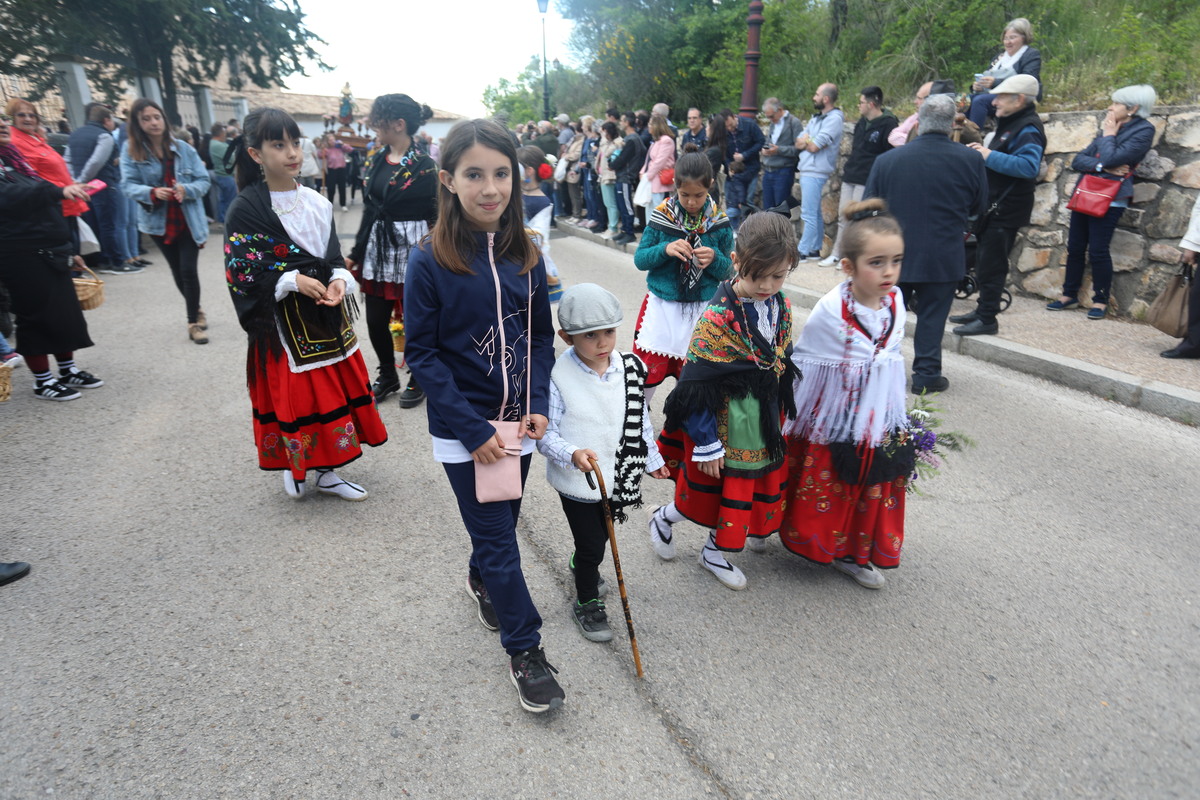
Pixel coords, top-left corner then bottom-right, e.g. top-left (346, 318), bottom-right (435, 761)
top-left (657, 280), bottom-right (797, 551)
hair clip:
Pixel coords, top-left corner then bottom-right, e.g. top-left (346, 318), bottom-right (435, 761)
top-left (850, 208), bottom-right (881, 221)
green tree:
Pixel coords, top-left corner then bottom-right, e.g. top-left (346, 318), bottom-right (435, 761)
top-left (0, 0), bottom-right (327, 122)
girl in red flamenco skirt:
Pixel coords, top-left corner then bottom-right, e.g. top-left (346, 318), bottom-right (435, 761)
top-left (225, 107), bottom-right (387, 500)
top-left (781, 199), bottom-right (911, 589)
top-left (653, 211), bottom-right (800, 591)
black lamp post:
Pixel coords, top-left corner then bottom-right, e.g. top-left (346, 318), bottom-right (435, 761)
top-left (538, 0), bottom-right (551, 121)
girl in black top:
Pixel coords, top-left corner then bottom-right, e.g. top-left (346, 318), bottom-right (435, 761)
top-left (345, 94), bottom-right (438, 407)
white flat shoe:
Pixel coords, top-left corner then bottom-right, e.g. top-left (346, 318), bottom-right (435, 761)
top-left (832, 559), bottom-right (886, 589)
top-left (699, 547), bottom-right (746, 590)
top-left (747, 537), bottom-right (768, 553)
top-left (283, 472), bottom-right (307, 499)
top-left (648, 506), bottom-right (676, 561)
top-left (315, 469), bottom-right (367, 501)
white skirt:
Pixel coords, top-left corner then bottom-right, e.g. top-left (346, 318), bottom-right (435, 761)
top-left (635, 294), bottom-right (707, 359)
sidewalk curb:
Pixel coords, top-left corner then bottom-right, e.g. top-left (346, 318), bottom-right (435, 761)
top-left (555, 221), bottom-right (1200, 426)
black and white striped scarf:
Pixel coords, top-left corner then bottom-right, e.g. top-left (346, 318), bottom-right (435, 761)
top-left (610, 353), bottom-right (649, 524)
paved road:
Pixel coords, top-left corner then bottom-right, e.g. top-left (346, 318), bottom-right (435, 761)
top-left (3, 218), bottom-right (1197, 799)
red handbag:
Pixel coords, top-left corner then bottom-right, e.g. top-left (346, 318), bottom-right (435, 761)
top-left (1066, 174), bottom-right (1123, 217)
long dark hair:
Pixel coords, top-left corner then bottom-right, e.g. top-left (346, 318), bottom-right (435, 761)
top-left (367, 94), bottom-right (433, 136)
top-left (431, 119), bottom-right (538, 276)
top-left (706, 113), bottom-right (729, 157)
top-left (231, 107), bottom-right (301, 190)
top-left (126, 98), bottom-right (172, 162)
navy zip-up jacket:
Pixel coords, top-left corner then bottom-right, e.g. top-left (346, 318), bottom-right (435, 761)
top-left (1070, 116), bottom-right (1155, 205)
top-left (405, 230), bottom-right (555, 454)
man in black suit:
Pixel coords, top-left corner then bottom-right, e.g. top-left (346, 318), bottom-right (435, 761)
top-left (865, 95), bottom-right (988, 393)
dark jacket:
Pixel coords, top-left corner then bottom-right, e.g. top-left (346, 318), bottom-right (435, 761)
top-left (66, 121), bottom-right (120, 185)
top-left (404, 231), bottom-right (555, 453)
top-left (731, 116), bottom-right (766, 169)
top-left (986, 47), bottom-right (1043, 101)
top-left (1069, 116), bottom-right (1155, 205)
top-left (983, 103), bottom-right (1046, 228)
top-left (533, 132), bottom-right (559, 159)
top-left (865, 133), bottom-right (989, 283)
top-left (680, 127), bottom-right (707, 151)
top-left (608, 131), bottom-right (646, 184)
top-left (349, 144), bottom-right (438, 265)
top-left (0, 158), bottom-right (73, 250)
top-left (842, 111), bottom-right (899, 185)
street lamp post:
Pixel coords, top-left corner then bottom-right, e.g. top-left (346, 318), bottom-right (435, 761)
top-left (538, 0), bottom-right (551, 121)
top-left (738, 0), bottom-right (764, 118)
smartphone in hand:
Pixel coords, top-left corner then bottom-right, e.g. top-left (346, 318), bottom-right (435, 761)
top-left (83, 179), bottom-right (107, 195)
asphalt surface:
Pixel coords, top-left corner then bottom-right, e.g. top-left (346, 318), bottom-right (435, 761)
top-left (2, 211), bottom-right (1197, 799)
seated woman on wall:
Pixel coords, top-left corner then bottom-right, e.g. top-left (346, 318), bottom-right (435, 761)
top-left (967, 18), bottom-right (1042, 128)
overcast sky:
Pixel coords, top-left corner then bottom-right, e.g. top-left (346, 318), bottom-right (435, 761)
top-left (281, 0), bottom-right (578, 118)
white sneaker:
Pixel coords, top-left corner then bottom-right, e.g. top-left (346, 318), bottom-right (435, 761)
top-left (819, 255), bottom-right (839, 267)
top-left (602, 230), bottom-right (616, 240)
top-left (832, 559), bottom-right (886, 589)
top-left (341, 206), bottom-right (348, 212)
top-left (315, 469), bottom-right (368, 501)
top-left (283, 471), bottom-right (307, 499)
top-left (699, 546), bottom-right (747, 590)
top-left (648, 506), bottom-right (676, 561)
top-left (747, 537), bottom-right (768, 553)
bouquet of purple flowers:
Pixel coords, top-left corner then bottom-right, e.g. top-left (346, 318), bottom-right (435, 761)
top-left (904, 394), bottom-right (973, 493)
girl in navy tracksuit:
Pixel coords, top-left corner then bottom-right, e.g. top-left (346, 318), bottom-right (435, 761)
top-left (404, 119), bottom-right (562, 713)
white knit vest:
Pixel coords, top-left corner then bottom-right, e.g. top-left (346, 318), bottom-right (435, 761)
top-left (545, 353), bottom-right (626, 502)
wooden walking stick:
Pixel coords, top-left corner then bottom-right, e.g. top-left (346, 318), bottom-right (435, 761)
top-left (586, 457), bottom-right (644, 679)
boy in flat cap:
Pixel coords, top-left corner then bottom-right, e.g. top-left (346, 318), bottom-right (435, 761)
top-left (536, 284), bottom-right (671, 642)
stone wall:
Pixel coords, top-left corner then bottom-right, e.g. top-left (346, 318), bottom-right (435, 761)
top-left (813, 107), bottom-right (1200, 318)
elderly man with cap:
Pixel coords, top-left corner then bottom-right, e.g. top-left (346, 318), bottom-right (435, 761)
top-left (865, 94), bottom-right (988, 393)
top-left (951, 74), bottom-right (1046, 336)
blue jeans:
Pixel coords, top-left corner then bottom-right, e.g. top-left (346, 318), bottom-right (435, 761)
top-left (760, 167), bottom-right (795, 210)
top-left (968, 93), bottom-right (996, 128)
top-left (584, 172), bottom-right (605, 227)
top-left (123, 195), bottom-right (142, 256)
top-left (216, 175), bottom-right (237, 223)
top-left (443, 455), bottom-right (541, 655)
top-left (615, 181), bottom-right (636, 235)
top-left (601, 183), bottom-right (619, 232)
top-left (798, 174), bottom-right (828, 255)
top-left (82, 186), bottom-right (128, 265)
top-left (1063, 206), bottom-right (1125, 304)
top-left (725, 165), bottom-right (759, 231)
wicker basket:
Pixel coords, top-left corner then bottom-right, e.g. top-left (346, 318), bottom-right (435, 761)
top-left (0, 364), bottom-right (11, 403)
top-left (74, 265), bottom-right (105, 310)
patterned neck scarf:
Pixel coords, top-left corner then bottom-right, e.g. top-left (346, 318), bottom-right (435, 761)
top-left (0, 143), bottom-right (39, 179)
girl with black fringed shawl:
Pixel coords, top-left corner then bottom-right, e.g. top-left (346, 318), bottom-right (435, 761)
top-left (653, 212), bottom-right (799, 591)
top-left (224, 107), bottom-right (387, 502)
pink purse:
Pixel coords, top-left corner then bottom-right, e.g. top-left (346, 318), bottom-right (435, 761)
top-left (474, 262), bottom-right (533, 504)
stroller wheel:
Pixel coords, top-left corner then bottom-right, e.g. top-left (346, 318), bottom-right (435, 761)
top-left (955, 275), bottom-right (977, 299)
top-left (1000, 289), bottom-right (1013, 312)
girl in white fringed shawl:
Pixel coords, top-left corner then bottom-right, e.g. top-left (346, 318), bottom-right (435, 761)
top-left (780, 199), bottom-right (911, 590)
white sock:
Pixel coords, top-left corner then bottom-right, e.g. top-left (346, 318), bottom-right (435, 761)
top-left (702, 531), bottom-right (731, 567)
top-left (661, 502), bottom-right (686, 525)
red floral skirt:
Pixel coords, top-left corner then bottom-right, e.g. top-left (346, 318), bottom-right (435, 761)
top-left (631, 293), bottom-right (685, 388)
top-left (658, 428), bottom-right (788, 551)
top-left (780, 438), bottom-right (906, 568)
top-left (249, 348), bottom-right (388, 480)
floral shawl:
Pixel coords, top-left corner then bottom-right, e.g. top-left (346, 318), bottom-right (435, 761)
top-left (663, 281), bottom-right (797, 476)
top-left (647, 196), bottom-right (730, 294)
top-left (224, 182), bottom-right (357, 374)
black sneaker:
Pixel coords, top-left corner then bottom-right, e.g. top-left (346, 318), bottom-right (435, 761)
top-left (58, 368), bottom-right (104, 389)
top-left (33, 378), bottom-right (80, 401)
top-left (509, 647), bottom-right (565, 713)
top-left (572, 599), bottom-right (613, 643)
top-left (398, 379), bottom-right (425, 408)
top-left (371, 372), bottom-right (401, 402)
top-left (568, 553), bottom-right (608, 598)
top-left (98, 262), bottom-right (144, 275)
top-left (466, 574), bottom-right (499, 631)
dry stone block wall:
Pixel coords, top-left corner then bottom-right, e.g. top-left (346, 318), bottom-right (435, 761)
top-left (814, 107), bottom-right (1200, 319)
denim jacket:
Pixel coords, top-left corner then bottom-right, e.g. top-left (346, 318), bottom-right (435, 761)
top-left (120, 138), bottom-right (211, 246)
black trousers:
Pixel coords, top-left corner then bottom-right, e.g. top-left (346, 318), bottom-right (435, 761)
top-left (973, 225), bottom-right (1019, 324)
top-left (151, 235), bottom-right (201, 324)
top-left (899, 280), bottom-right (957, 384)
top-left (559, 494), bottom-right (609, 603)
top-left (325, 166), bottom-right (347, 207)
top-left (1180, 271), bottom-right (1200, 351)
top-left (363, 293), bottom-right (397, 380)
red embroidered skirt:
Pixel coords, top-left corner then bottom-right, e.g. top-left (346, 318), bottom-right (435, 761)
top-left (248, 348), bottom-right (388, 480)
top-left (657, 428), bottom-right (788, 551)
top-left (780, 438), bottom-right (906, 568)
top-left (632, 293), bottom-right (685, 388)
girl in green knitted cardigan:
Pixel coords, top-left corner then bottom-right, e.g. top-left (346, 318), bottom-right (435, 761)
top-left (632, 148), bottom-right (734, 400)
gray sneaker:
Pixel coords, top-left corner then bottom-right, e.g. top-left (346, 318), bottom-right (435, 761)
top-left (571, 599), bottom-right (613, 643)
top-left (98, 262), bottom-right (144, 275)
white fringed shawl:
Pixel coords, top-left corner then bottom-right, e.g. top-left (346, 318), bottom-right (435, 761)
top-left (784, 282), bottom-right (908, 447)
